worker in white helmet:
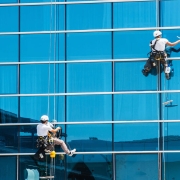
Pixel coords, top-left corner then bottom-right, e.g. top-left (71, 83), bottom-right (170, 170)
top-left (36, 115), bottom-right (76, 157)
top-left (142, 30), bottom-right (180, 79)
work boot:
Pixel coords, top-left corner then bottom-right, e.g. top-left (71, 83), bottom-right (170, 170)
top-left (142, 69), bottom-right (149, 76)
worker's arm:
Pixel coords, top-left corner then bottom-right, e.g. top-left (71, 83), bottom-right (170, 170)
top-left (166, 40), bottom-right (180, 46)
top-left (50, 127), bottom-right (61, 133)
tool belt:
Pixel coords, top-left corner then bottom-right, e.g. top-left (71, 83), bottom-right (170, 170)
top-left (36, 135), bottom-right (53, 149)
top-left (150, 51), bottom-right (166, 61)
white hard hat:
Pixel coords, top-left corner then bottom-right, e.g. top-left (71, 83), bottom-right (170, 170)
top-left (40, 115), bottom-right (49, 121)
top-left (153, 30), bottom-right (162, 37)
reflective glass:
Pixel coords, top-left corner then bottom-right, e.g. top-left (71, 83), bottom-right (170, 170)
top-left (113, 1), bottom-right (156, 28)
top-left (67, 62), bottom-right (112, 92)
top-left (20, 5), bottom-right (65, 31)
top-left (67, 154), bottom-right (112, 180)
top-left (114, 94), bottom-right (159, 121)
top-left (66, 32), bottom-right (112, 60)
top-left (20, 34), bottom-right (65, 62)
top-left (66, 3), bottom-right (112, 30)
top-left (20, 0), bottom-right (64, 2)
top-left (0, 35), bottom-right (18, 62)
top-left (116, 154), bottom-right (158, 180)
top-left (0, 156), bottom-right (16, 180)
top-left (0, 65), bottom-right (17, 94)
top-left (161, 93), bottom-right (180, 120)
top-left (20, 64), bottom-right (65, 94)
top-left (0, 97), bottom-right (18, 123)
top-left (66, 95), bottom-right (112, 122)
top-left (160, 0), bottom-right (180, 26)
top-left (0, 7), bottom-right (18, 32)
top-left (162, 153), bottom-right (180, 180)
top-left (67, 124), bottom-right (112, 152)
top-left (115, 61), bottom-right (157, 91)
top-left (162, 122), bottom-right (180, 151)
top-left (113, 30), bottom-right (153, 58)
top-left (114, 123), bottom-right (159, 151)
top-left (20, 96), bottom-right (65, 122)
top-left (0, 126), bottom-right (18, 153)
top-left (0, 0), bottom-right (17, 3)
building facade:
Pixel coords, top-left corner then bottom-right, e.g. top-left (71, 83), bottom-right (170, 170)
top-left (0, 0), bottom-right (180, 179)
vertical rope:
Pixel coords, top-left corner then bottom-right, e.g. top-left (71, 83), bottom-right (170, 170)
top-left (47, 0), bottom-right (53, 117)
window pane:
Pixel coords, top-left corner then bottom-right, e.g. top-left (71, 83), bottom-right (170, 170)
top-left (20, 96), bottom-right (65, 123)
top-left (114, 1), bottom-right (156, 28)
top-left (0, 156), bottom-right (16, 180)
top-left (0, 7), bottom-right (18, 32)
top-left (20, 64), bottom-right (65, 94)
top-left (162, 153), bottom-right (180, 180)
top-left (0, 65), bottom-right (17, 94)
top-left (160, 0), bottom-right (180, 26)
top-left (67, 154), bottom-right (112, 180)
top-left (115, 61), bottom-right (157, 91)
top-left (114, 123), bottom-right (158, 151)
top-left (66, 3), bottom-right (112, 30)
top-left (0, 0), bottom-right (17, 3)
top-left (0, 126), bottom-right (18, 153)
top-left (67, 62), bottom-right (112, 92)
top-left (67, 95), bottom-right (112, 122)
top-left (20, 5), bottom-right (65, 31)
top-left (67, 124), bottom-right (112, 152)
top-left (66, 32), bottom-right (112, 60)
top-left (161, 93), bottom-right (180, 120)
top-left (0, 35), bottom-right (18, 62)
top-left (113, 31), bottom-right (153, 58)
top-left (116, 154), bottom-right (158, 180)
top-left (114, 94), bottom-right (159, 121)
top-left (0, 97), bottom-right (18, 123)
top-left (20, 34), bottom-right (65, 62)
top-left (162, 122), bottom-right (180, 150)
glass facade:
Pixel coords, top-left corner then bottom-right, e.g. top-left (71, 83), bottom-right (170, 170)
top-left (0, 0), bottom-right (180, 180)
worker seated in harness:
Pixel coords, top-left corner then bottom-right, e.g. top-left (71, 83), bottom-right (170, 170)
top-left (142, 30), bottom-right (180, 78)
top-left (34, 115), bottom-right (76, 161)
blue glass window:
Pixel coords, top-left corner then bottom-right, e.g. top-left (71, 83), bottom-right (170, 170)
top-left (116, 154), bottom-right (158, 180)
top-left (0, 0), bottom-right (17, 3)
top-left (114, 123), bottom-right (159, 151)
top-left (67, 62), bottom-right (112, 92)
top-left (162, 153), bottom-right (180, 180)
top-left (0, 65), bottom-right (17, 94)
top-left (20, 5), bottom-right (65, 32)
top-left (162, 122), bottom-right (180, 150)
top-left (161, 93), bottom-right (180, 120)
top-left (20, 64), bottom-right (65, 94)
top-left (114, 61), bottom-right (157, 91)
top-left (0, 126), bottom-right (18, 153)
top-left (114, 94), bottom-right (159, 121)
top-left (0, 156), bottom-right (16, 180)
top-left (0, 97), bottom-right (18, 123)
top-left (66, 32), bottom-right (112, 60)
top-left (113, 30), bottom-right (153, 59)
top-left (160, 0), bottom-right (180, 27)
top-left (113, 1), bottom-right (156, 28)
top-left (20, 34), bottom-right (65, 62)
top-left (20, 96), bottom-right (65, 123)
top-left (67, 154), bottom-right (112, 180)
top-left (0, 7), bottom-right (18, 32)
top-left (66, 3), bottom-right (112, 30)
top-left (66, 95), bottom-right (112, 122)
top-left (67, 124), bottom-right (112, 152)
top-left (0, 35), bottom-right (18, 62)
